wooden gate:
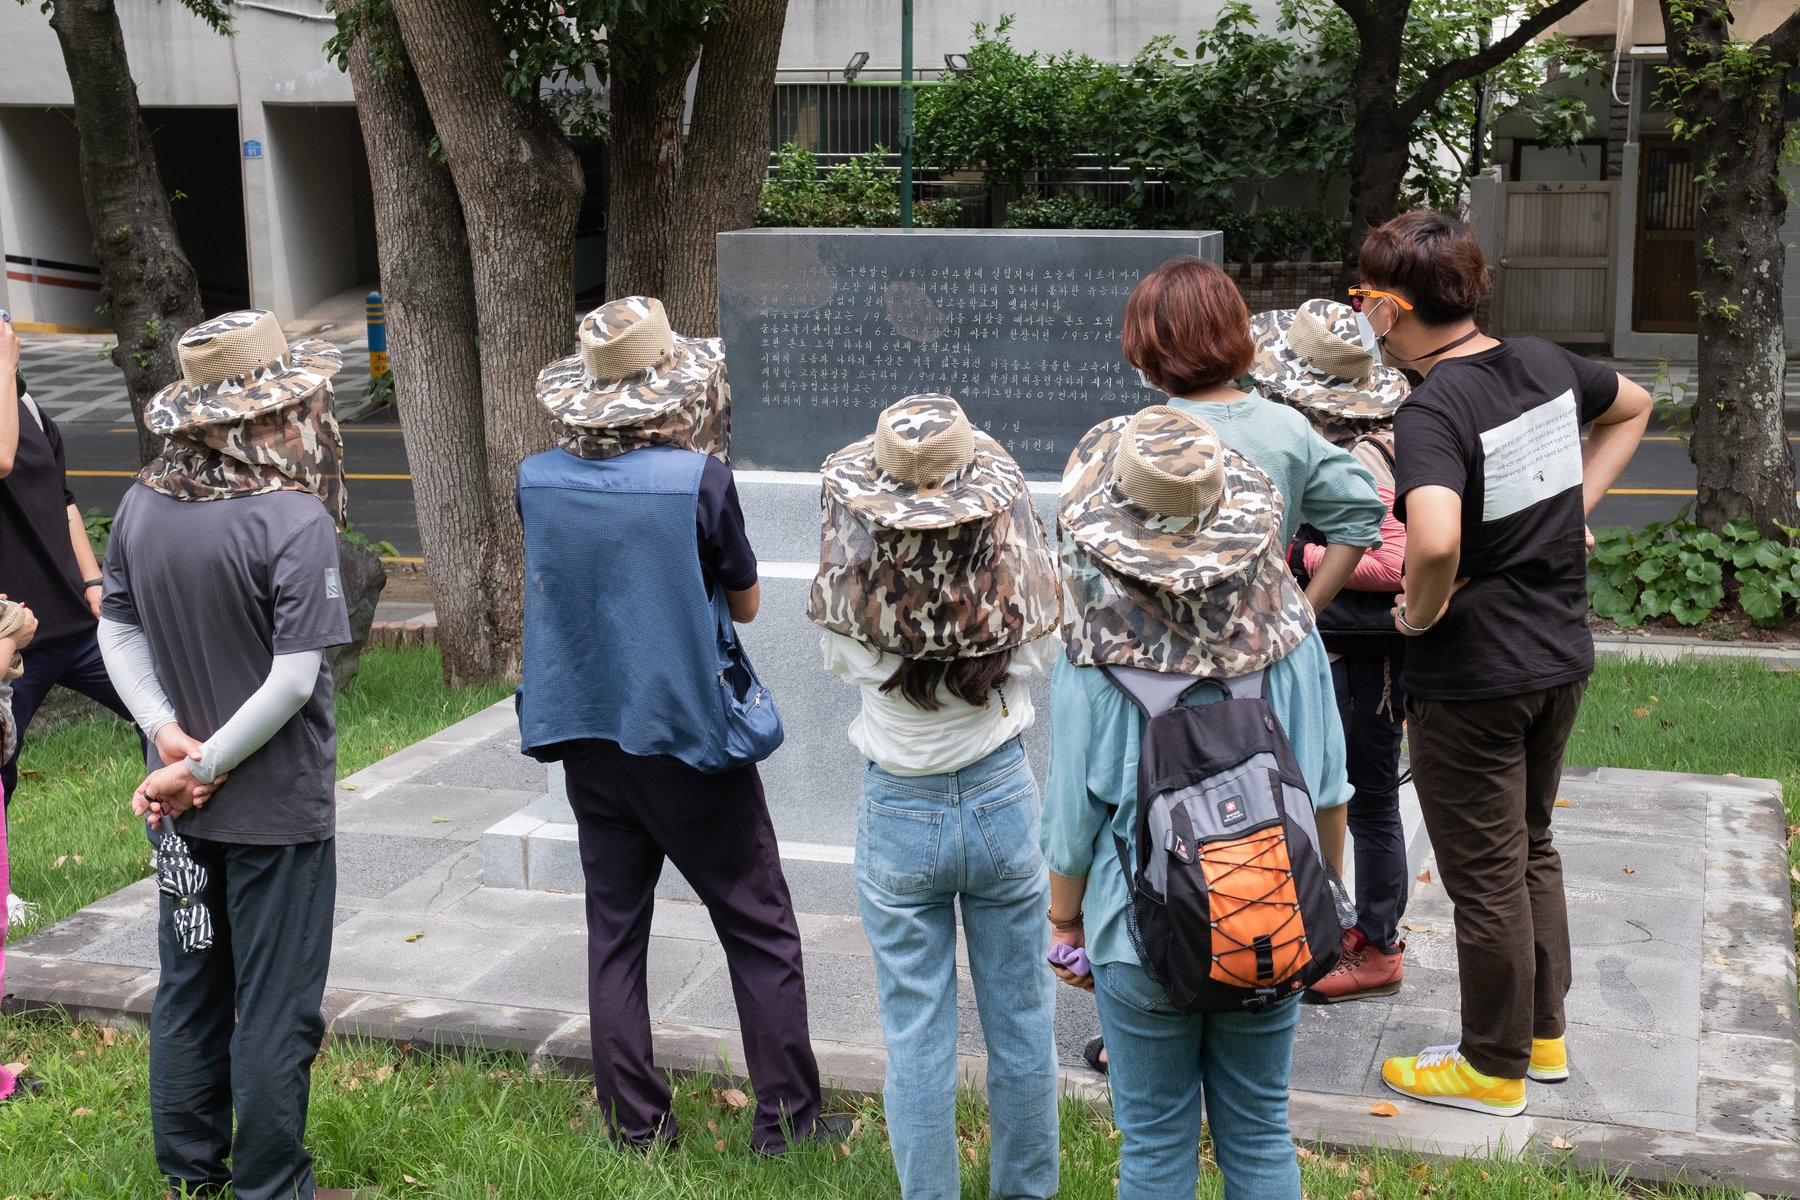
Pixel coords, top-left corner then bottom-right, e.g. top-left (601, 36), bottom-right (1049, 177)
top-left (1491, 180), bottom-right (1618, 343)
top-left (1633, 138), bottom-right (1698, 333)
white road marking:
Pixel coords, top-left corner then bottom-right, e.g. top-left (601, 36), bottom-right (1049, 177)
top-left (779, 840), bottom-right (856, 865)
top-left (737, 467), bottom-right (1059, 496)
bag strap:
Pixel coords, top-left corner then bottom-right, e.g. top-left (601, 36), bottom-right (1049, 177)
top-left (1101, 663), bottom-right (1221, 720)
top-left (1353, 430), bottom-right (1395, 471)
top-left (19, 391), bottom-right (44, 433)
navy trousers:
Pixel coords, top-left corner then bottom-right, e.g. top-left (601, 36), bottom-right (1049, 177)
top-left (151, 835), bottom-right (335, 1200)
top-left (2, 626), bottom-right (134, 801)
top-left (560, 739), bottom-right (824, 1153)
top-left (1333, 652), bottom-right (1410, 949)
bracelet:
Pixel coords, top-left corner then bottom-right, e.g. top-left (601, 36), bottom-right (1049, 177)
top-left (84, 577), bottom-right (103, 590)
top-left (1396, 609), bottom-right (1437, 634)
top-left (1047, 907), bottom-right (1083, 930)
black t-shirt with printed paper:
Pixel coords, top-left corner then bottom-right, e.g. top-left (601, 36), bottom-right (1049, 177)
top-left (1393, 338), bottom-right (1619, 701)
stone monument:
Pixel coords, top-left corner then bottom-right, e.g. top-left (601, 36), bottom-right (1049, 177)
top-left (716, 228), bottom-right (1222, 473)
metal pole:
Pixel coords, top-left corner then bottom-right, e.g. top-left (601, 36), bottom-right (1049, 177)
top-left (900, 0), bottom-right (914, 229)
top-left (366, 291), bottom-right (389, 378)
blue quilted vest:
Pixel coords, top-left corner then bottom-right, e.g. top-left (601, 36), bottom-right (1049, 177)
top-left (516, 445), bottom-right (721, 765)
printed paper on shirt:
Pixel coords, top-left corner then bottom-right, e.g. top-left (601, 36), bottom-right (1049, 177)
top-left (1478, 390), bottom-right (1582, 522)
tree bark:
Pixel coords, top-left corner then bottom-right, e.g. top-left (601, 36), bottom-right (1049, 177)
top-left (605, 16), bottom-right (702, 302)
top-left (345, 14), bottom-right (503, 684)
top-left (46, 0), bottom-right (204, 465)
top-left (1339, 1), bottom-right (1409, 289)
top-left (388, 0), bottom-right (585, 678)
top-left (662, 0), bottom-right (789, 335)
top-left (1659, 0), bottom-right (1800, 535)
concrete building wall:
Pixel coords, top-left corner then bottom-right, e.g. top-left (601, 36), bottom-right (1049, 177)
top-left (777, 0), bottom-right (1281, 75)
top-left (0, 108), bottom-right (102, 328)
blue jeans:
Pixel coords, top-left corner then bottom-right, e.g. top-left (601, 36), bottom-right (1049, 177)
top-left (855, 737), bottom-right (1059, 1200)
top-left (1093, 961), bottom-right (1302, 1200)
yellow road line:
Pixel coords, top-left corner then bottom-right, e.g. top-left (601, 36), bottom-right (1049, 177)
top-left (380, 556), bottom-right (425, 564)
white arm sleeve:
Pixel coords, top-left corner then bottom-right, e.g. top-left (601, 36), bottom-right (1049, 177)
top-left (97, 617), bottom-right (179, 741)
top-left (189, 649), bottom-right (322, 783)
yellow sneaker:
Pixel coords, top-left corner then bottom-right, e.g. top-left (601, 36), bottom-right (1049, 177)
top-left (1381, 1044), bottom-right (1526, 1116)
top-left (1528, 1036), bottom-right (1569, 1083)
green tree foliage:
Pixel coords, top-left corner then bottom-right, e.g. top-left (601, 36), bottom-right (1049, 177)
top-left (918, 3), bottom-right (1604, 223)
top-left (757, 144), bottom-right (960, 228)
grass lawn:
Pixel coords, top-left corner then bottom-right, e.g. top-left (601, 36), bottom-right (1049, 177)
top-left (5, 645), bottom-right (514, 936)
top-left (0, 653), bottom-right (1788, 1198)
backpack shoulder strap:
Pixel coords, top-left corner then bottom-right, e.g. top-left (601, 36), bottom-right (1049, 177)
top-left (1353, 430), bottom-right (1395, 471)
top-left (18, 391), bottom-right (44, 432)
top-left (1100, 663), bottom-right (1220, 720)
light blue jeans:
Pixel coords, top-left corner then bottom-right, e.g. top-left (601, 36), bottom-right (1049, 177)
top-left (1093, 961), bottom-right (1302, 1200)
top-left (855, 737), bottom-right (1059, 1200)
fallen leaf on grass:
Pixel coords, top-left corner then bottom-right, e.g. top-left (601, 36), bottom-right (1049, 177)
top-left (405, 932), bottom-right (426, 943)
top-left (717, 1087), bottom-right (750, 1112)
top-left (964, 1146), bottom-right (978, 1163)
top-left (1401, 919), bottom-right (1433, 933)
top-left (70, 1107), bottom-right (94, 1117)
top-left (1550, 1134), bottom-right (1574, 1151)
top-left (706, 1119), bottom-right (719, 1134)
top-left (1554, 798), bottom-right (1574, 808)
top-left (1415, 869), bottom-right (1432, 884)
top-left (3, 1060), bottom-right (28, 1076)
top-left (52, 855), bottom-right (67, 870)
top-left (1295, 1146), bottom-right (1319, 1162)
top-left (99, 1027), bottom-right (117, 1047)
top-left (713, 1139), bottom-right (726, 1152)
top-left (1408, 1161), bottom-right (1431, 1179)
top-left (1632, 707), bottom-right (1651, 718)
top-left (1789, 867), bottom-right (1800, 884)
top-left (1368, 1100), bottom-right (1398, 1117)
top-left (402, 1174), bottom-right (423, 1186)
top-left (838, 1143), bottom-right (852, 1159)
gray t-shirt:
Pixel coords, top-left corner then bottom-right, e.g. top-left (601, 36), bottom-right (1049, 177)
top-left (103, 485), bottom-right (352, 845)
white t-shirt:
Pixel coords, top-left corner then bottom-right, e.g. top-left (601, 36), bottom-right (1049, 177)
top-left (820, 631), bottom-right (1060, 777)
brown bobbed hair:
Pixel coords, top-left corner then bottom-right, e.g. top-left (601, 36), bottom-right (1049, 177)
top-left (1359, 209), bottom-right (1492, 327)
top-left (1121, 257), bottom-right (1255, 395)
top-left (881, 647), bottom-right (1017, 712)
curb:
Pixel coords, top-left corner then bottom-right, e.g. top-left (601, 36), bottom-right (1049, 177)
top-left (369, 609), bottom-right (437, 648)
top-left (4, 963), bottom-right (1794, 1198)
top-left (1593, 632), bottom-right (1800, 671)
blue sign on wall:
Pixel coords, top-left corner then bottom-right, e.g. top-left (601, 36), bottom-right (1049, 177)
top-left (242, 139), bottom-right (263, 160)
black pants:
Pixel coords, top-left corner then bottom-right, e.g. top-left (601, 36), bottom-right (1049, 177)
top-left (560, 739), bottom-right (823, 1153)
top-left (151, 835), bottom-right (335, 1200)
top-left (2, 626), bottom-right (133, 801)
top-left (1406, 681), bottom-right (1583, 1079)
top-left (1332, 653), bottom-right (1409, 948)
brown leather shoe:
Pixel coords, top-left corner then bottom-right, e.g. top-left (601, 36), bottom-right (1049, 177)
top-left (1305, 929), bottom-right (1404, 1003)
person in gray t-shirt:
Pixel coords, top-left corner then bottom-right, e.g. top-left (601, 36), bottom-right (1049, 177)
top-left (96, 309), bottom-right (360, 1200)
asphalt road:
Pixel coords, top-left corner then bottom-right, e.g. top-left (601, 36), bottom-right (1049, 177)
top-left (58, 418), bottom-right (1800, 562)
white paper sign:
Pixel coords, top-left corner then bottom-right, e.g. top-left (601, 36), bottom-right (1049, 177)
top-left (1479, 390), bottom-right (1582, 522)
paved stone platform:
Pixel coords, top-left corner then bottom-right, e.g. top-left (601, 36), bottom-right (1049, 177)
top-left (6, 692), bottom-right (1796, 1193)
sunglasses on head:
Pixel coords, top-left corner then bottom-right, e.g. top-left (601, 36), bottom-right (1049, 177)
top-left (1347, 288), bottom-right (1414, 313)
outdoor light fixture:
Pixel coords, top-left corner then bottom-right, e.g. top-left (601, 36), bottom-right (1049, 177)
top-left (944, 53), bottom-right (972, 76)
top-left (844, 51), bottom-right (870, 81)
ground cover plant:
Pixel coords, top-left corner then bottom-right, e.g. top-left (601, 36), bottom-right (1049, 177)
top-left (0, 657), bottom-right (1789, 1196)
top-left (5, 645), bottom-right (514, 937)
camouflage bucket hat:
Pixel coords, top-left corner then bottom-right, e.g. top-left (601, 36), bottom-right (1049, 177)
top-left (811, 396), bottom-right (1061, 659)
top-left (1248, 299), bottom-right (1409, 424)
top-left (146, 309), bottom-right (343, 431)
top-left (537, 296), bottom-right (729, 462)
top-left (139, 310), bottom-right (347, 528)
top-left (821, 394), bottom-right (1022, 530)
top-left (1056, 406), bottom-right (1311, 676)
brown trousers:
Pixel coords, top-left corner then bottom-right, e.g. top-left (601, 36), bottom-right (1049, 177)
top-left (1406, 679), bottom-right (1585, 1079)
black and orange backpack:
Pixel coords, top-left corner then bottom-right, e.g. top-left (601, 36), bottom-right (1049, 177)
top-left (1104, 664), bottom-right (1343, 1013)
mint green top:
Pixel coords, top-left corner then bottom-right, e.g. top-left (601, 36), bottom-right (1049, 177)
top-left (1167, 392), bottom-right (1383, 550)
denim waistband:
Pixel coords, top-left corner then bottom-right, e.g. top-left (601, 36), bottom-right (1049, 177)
top-left (866, 736), bottom-right (1028, 801)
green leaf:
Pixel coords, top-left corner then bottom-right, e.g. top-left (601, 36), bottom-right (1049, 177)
top-left (1684, 560), bottom-right (1723, 586)
top-left (1589, 576), bottom-right (1638, 622)
top-left (1633, 560), bottom-right (1665, 583)
top-left (1722, 519), bottom-right (1761, 542)
top-left (1752, 541), bottom-right (1789, 570)
top-left (1737, 569), bottom-right (1787, 625)
top-left (1638, 587), bottom-right (1671, 618)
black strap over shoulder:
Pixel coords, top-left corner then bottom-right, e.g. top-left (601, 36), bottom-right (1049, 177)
top-left (1100, 663), bottom-right (1265, 721)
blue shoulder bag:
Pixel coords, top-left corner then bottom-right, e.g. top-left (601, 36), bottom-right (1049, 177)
top-left (699, 586), bottom-right (785, 772)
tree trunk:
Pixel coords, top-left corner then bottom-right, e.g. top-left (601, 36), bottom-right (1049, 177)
top-left (604, 18), bottom-right (702, 303)
top-left (1338, 1), bottom-right (1410, 291)
top-left (662, 0), bottom-right (789, 335)
top-left (345, 14), bottom-right (504, 684)
top-left (46, 0), bottom-right (204, 465)
top-left (1660, 1), bottom-right (1800, 535)
top-left (388, 0), bottom-right (584, 678)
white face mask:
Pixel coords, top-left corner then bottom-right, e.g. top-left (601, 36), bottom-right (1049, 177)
top-left (1136, 367), bottom-right (1160, 392)
top-left (1353, 311), bottom-right (1381, 356)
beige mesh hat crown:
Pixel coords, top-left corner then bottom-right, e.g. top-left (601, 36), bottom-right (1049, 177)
top-left (1248, 299), bottom-right (1409, 426)
top-left (821, 395), bottom-right (1023, 530)
top-left (146, 309), bottom-right (343, 433)
top-left (537, 297), bottom-right (726, 430)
